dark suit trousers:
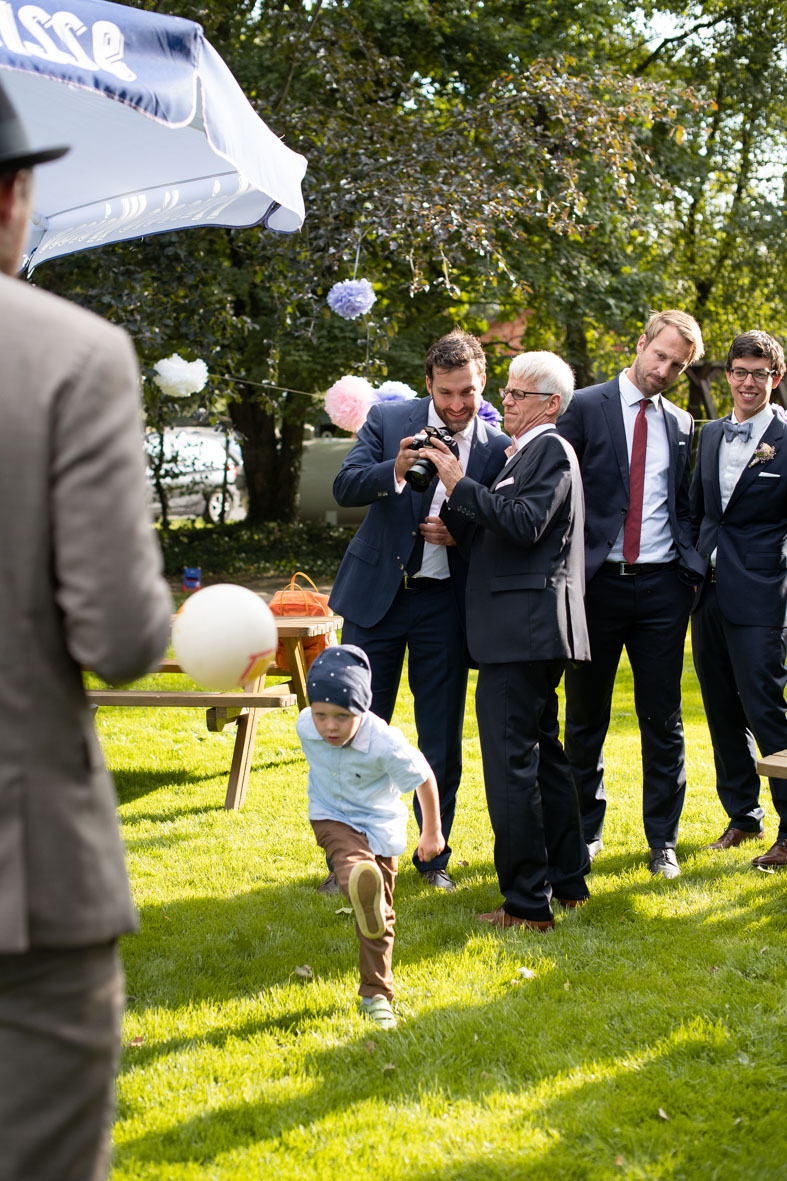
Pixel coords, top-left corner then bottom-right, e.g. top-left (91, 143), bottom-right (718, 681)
top-left (0, 942), bottom-right (124, 1181)
top-left (564, 564), bottom-right (694, 848)
top-left (691, 584), bottom-right (787, 836)
top-left (341, 579), bottom-right (467, 871)
top-left (476, 660), bottom-right (589, 922)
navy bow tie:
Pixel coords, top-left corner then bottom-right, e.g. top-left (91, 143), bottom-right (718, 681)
top-left (722, 419), bottom-right (752, 443)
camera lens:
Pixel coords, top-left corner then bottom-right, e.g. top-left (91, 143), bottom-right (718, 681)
top-left (404, 455), bottom-right (437, 491)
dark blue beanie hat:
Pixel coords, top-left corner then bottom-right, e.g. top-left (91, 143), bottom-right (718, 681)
top-left (306, 644), bottom-right (373, 715)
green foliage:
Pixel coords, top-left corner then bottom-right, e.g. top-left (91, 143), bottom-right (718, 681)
top-left (96, 645), bottom-right (787, 1179)
top-left (156, 520), bottom-right (355, 583)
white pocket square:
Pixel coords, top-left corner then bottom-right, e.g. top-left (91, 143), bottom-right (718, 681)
top-left (495, 476), bottom-right (515, 489)
top-left (758, 472), bottom-right (780, 478)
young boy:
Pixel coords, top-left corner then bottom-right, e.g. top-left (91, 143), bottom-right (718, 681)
top-left (296, 645), bottom-right (444, 1029)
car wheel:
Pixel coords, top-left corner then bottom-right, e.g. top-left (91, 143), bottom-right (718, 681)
top-left (204, 487), bottom-right (240, 524)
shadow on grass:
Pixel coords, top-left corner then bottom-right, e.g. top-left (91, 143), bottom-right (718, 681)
top-left (114, 864), bottom-right (787, 1176)
top-left (114, 767), bottom-right (222, 806)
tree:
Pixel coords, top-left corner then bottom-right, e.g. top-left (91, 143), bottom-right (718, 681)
top-left (36, 1), bottom-right (691, 518)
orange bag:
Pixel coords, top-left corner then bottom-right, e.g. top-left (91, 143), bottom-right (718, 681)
top-left (268, 571), bottom-right (337, 672)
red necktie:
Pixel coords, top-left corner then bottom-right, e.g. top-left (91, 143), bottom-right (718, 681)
top-left (623, 399), bottom-right (649, 564)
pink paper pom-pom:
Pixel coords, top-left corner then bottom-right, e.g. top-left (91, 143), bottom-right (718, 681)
top-left (324, 375), bottom-right (376, 433)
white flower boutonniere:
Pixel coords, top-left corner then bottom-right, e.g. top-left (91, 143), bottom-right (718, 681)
top-left (748, 442), bottom-right (776, 468)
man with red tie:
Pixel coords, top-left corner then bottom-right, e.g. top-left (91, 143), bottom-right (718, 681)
top-left (557, 311), bottom-right (706, 878)
top-left (690, 331), bottom-right (787, 866)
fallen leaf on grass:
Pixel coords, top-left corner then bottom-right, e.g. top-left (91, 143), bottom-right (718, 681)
top-left (335, 906), bottom-right (353, 915)
top-left (365, 1041), bottom-right (376, 1054)
top-left (658, 1108), bottom-right (669, 1121)
top-left (382, 1062), bottom-right (396, 1073)
top-left (459, 860), bottom-right (469, 867)
top-left (710, 966), bottom-right (719, 974)
top-left (615, 1156), bottom-right (624, 1167)
top-left (294, 964), bottom-right (313, 980)
top-left (736, 1051), bottom-right (751, 1066)
top-left (564, 980), bottom-right (571, 991)
top-left (127, 1036), bottom-right (145, 1047)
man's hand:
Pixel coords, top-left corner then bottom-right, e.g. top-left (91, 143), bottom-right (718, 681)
top-left (394, 436), bottom-right (419, 484)
top-left (425, 437), bottom-right (465, 495)
top-left (421, 515), bottom-right (455, 547)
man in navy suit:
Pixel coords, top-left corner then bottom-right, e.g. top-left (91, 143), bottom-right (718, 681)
top-left (329, 329), bottom-right (509, 890)
top-left (433, 350), bottom-right (590, 929)
top-left (690, 330), bottom-right (787, 867)
top-left (557, 310), bottom-right (706, 879)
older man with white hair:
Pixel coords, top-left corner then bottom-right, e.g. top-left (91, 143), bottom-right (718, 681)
top-left (429, 351), bottom-right (590, 931)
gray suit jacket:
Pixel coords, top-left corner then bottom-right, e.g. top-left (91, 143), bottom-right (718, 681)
top-left (0, 274), bottom-right (172, 953)
top-left (443, 429), bottom-right (589, 664)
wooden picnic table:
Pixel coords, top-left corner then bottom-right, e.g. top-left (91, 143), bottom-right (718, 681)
top-left (87, 614), bottom-right (343, 810)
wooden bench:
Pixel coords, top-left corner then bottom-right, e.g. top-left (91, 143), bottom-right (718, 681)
top-left (87, 613), bottom-right (342, 810)
top-left (757, 751), bottom-right (787, 779)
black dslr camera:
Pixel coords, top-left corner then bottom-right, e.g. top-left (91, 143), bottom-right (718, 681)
top-left (403, 424), bottom-right (459, 492)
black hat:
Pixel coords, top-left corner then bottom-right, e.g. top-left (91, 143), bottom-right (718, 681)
top-left (0, 75), bottom-right (69, 170)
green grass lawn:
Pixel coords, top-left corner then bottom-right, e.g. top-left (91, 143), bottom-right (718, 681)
top-left (99, 646), bottom-right (787, 1181)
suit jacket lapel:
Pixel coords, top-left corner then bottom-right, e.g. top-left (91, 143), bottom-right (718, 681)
top-left (704, 420), bottom-right (724, 516)
top-left (601, 381), bottom-right (630, 494)
top-left (407, 400), bottom-right (432, 526)
top-left (724, 414), bottom-right (784, 513)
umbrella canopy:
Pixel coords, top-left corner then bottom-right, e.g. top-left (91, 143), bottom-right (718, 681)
top-left (0, 0), bottom-right (307, 270)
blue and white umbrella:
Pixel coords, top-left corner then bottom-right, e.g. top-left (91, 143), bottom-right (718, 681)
top-left (0, 0), bottom-right (307, 270)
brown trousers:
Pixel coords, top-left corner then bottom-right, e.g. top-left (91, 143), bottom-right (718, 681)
top-left (311, 819), bottom-right (398, 1001)
top-left (0, 941), bottom-right (124, 1181)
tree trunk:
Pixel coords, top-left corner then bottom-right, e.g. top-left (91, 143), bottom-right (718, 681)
top-left (228, 386), bottom-right (306, 523)
top-left (563, 317), bottom-right (594, 390)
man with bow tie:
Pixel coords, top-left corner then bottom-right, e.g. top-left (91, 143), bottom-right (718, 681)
top-left (556, 311), bottom-right (706, 879)
top-left (690, 330), bottom-right (787, 867)
top-left (431, 351), bottom-right (590, 930)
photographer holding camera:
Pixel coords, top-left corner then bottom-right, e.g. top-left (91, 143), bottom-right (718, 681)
top-left (328, 330), bottom-right (510, 891)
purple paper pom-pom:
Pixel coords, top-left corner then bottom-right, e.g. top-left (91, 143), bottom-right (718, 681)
top-left (478, 398), bottom-right (503, 426)
top-left (376, 381), bottom-right (418, 402)
top-left (326, 278), bottom-right (377, 320)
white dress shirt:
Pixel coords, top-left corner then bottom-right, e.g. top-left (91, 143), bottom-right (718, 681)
top-left (396, 404), bottom-right (475, 579)
top-left (608, 369), bottom-right (675, 564)
top-left (710, 404), bottom-right (774, 567)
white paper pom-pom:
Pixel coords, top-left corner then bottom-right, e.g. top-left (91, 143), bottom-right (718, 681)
top-left (153, 354), bottom-right (209, 399)
top-left (324, 375), bottom-right (376, 433)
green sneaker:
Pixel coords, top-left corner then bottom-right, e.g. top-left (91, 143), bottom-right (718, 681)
top-left (360, 995), bottom-right (397, 1030)
top-left (348, 861), bottom-right (385, 939)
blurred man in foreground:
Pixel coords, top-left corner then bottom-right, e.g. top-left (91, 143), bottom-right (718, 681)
top-left (0, 79), bottom-right (172, 1180)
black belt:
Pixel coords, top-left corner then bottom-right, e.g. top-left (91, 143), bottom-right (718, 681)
top-left (603, 561), bottom-right (678, 577)
top-left (402, 575), bottom-right (449, 591)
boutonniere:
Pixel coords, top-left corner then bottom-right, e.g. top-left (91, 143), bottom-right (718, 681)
top-left (748, 442), bottom-right (776, 468)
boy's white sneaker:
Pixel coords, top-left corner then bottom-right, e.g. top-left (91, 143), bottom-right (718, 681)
top-left (348, 861), bottom-right (385, 939)
top-left (360, 995), bottom-right (397, 1030)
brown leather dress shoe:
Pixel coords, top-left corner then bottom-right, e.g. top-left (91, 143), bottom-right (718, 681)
top-left (476, 906), bottom-right (555, 931)
top-left (704, 826), bottom-right (764, 850)
top-left (751, 837), bottom-right (787, 868)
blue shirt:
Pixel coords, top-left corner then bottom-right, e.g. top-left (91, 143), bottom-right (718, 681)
top-left (296, 708), bottom-right (431, 856)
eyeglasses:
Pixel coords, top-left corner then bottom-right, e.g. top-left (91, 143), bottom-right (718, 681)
top-left (728, 367), bottom-right (775, 383)
top-left (499, 387), bottom-right (552, 401)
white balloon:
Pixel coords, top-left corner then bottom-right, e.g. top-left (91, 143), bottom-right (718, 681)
top-left (172, 584), bottom-right (278, 690)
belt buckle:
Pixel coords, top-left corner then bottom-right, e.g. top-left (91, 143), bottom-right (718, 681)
top-left (403, 574), bottom-right (416, 590)
top-left (618, 562), bottom-right (635, 576)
